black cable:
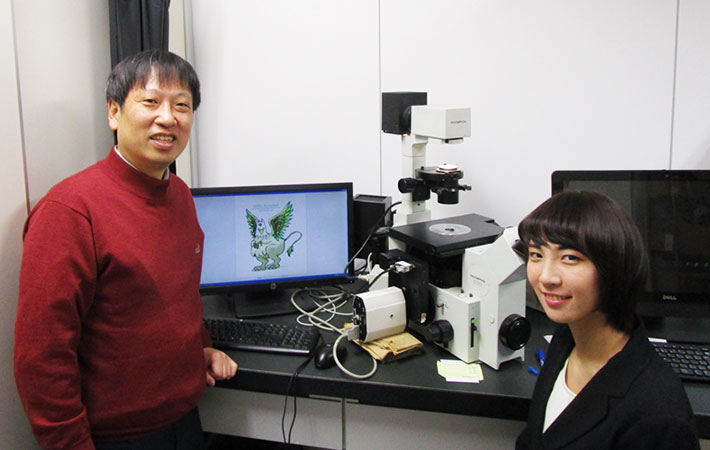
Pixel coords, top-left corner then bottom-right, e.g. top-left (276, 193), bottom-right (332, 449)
top-left (358, 266), bottom-right (395, 294)
top-left (344, 201), bottom-right (402, 277)
top-left (281, 336), bottom-right (320, 443)
top-left (287, 390), bottom-right (298, 444)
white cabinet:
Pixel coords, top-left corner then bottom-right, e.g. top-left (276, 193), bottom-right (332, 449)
top-left (199, 388), bottom-right (343, 449)
top-left (345, 402), bottom-right (525, 450)
top-left (199, 388), bottom-right (526, 450)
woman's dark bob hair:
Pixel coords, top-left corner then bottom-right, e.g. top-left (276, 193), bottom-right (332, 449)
top-left (517, 190), bottom-right (648, 333)
top-left (106, 49), bottom-right (201, 110)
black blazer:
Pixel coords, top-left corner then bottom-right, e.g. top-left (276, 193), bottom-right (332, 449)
top-left (517, 322), bottom-right (699, 449)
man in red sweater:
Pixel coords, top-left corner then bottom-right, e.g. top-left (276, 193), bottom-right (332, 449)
top-left (14, 49), bottom-right (237, 449)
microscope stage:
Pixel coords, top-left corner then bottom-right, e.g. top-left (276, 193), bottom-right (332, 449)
top-left (388, 213), bottom-right (503, 257)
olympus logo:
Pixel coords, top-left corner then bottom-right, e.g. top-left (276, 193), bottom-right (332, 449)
top-left (662, 294), bottom-right (678, 301)
top-left (450, 120), bottom-right (468, 124)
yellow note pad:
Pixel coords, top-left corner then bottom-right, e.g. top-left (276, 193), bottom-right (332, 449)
top-left (437, 359), bottom-right (484, 383)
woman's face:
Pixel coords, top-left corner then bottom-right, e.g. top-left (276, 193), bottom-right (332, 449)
top-left (527, 241), bottom-right (601, 326)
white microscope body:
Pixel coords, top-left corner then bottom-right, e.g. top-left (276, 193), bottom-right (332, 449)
top-left (430, 227), bottom-right (529, 369)
top-left (380, 92), bottom-right (529, 370)
top-left (397, 105), bottom-right (472, 226)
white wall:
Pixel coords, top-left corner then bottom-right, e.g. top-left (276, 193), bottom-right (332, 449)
top-left (189, 0), bottom-right (382, 193)
top-left (189, 0), bottom-right (710, 228)
top-left (1, 0), bottom-right (112, 446)
top-left (672, 0), bottom-right (710, 168)
top-left (380, 0), bottom-right (677, 226)
top-left (0, 1), bottom-right (35, 447)
top-left (13, 0), bottom-right (113, 208)
top-left (170, 0), bottom-right (196, 186)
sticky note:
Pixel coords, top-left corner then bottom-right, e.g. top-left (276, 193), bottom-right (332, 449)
top-left (437, 359), bottom-right (484, 383)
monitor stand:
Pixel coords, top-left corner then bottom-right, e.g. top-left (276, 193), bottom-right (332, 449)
top-left (228, 288), bottom-right (317, 319)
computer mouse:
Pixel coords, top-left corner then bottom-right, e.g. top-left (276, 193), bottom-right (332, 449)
top-left (314, 342), bottom-right (347, 370)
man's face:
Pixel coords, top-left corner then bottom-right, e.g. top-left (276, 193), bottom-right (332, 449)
top-left (108, 72), bottom-right (194, 179)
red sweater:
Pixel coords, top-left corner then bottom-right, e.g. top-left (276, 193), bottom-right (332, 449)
top-left (15, 149), bottom-right (210, 449)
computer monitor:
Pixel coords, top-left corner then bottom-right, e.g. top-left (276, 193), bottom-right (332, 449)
top-left (192, 182), bottom-right (354, 317)
top-left (551, 170), bottom-right (710, 319)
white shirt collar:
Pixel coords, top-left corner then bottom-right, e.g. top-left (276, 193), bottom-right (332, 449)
top-left (113, 146), bottom-right (170, 180)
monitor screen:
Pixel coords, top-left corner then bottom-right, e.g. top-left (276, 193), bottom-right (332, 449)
top-left (192, 182), bottom-right (354, 316)
top-left (551, 170), bottom-right (710, 318)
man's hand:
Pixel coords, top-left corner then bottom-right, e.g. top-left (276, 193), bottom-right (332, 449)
top-left (203, 347), bottom-right (238, 386)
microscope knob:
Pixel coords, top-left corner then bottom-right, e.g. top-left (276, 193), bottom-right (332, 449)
top-left (499, 314), bottom-right (531, 350)
top-left (429, 320), bottom-right (454, 346)
top-left (398, 177), bottom-right (420, 193)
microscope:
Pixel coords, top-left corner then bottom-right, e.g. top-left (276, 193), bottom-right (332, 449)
top-left (355, 92), bottom-right (531, 370)
top-left (381, 92), bottom-right (472, 226)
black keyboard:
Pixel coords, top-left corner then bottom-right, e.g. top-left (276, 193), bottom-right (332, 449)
top-left (204, 317), bottom-right (320, 356)
top-left (652, 341), bottom-right (710, 383)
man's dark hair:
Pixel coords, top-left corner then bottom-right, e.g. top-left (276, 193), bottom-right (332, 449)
top-left (518, 190), bottom-right (648, 333)
top-left (106, 49), bottom-right (201, 110)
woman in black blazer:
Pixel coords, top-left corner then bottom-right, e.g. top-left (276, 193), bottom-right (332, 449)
top-left (515, 191), bottom-right (699, 449)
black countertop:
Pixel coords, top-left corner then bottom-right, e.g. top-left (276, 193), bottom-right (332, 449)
top-left (203, 296), bottom-right (710, 438)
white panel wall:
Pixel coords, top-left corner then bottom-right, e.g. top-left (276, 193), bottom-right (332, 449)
top-left (13, 0), bottom-right (113, 208)
top-left (380, 0), bottom-right (677, 226)
top-left (2, 0), bottom-right (112, 447)
top-left (0, 1), bottom-right (36, 447)
top-left (672, 0), bottom-right (710, 168)
top-left (170, 0), bottom-right (196, 186)
top-left (189, 0), bottom-right (700, 229)
top-left (189, 0), bottom-right (381, 194)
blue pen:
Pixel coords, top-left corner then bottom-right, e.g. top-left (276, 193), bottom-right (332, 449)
top-left (536, 349), bottom-right (546, 368)
top-left (528, 366), bottom-right (539, 376)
